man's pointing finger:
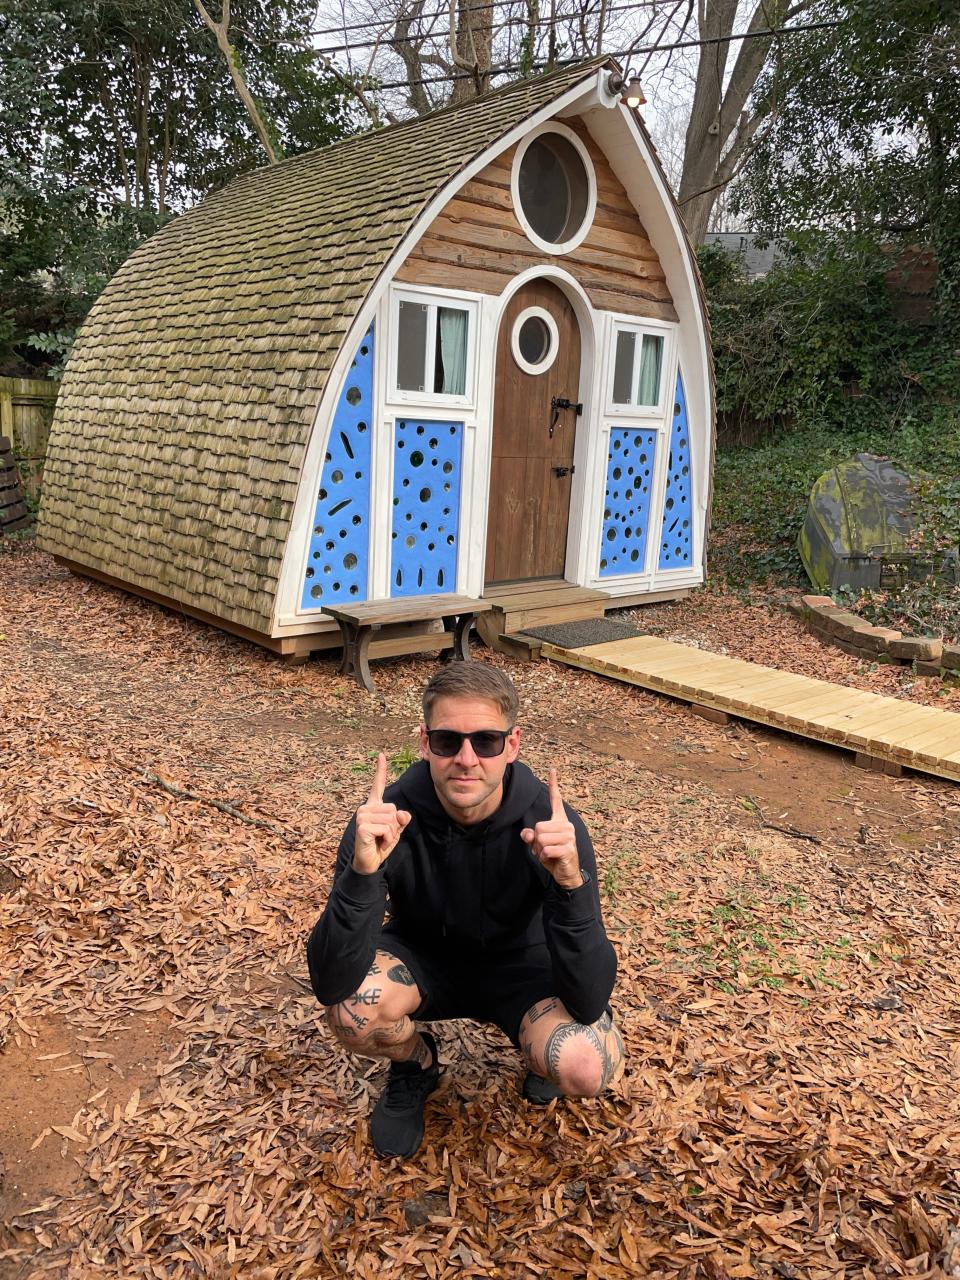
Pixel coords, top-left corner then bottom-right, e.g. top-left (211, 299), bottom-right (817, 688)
top-left (548, 767), bottom-right (565, 820)
top-left (368, 752), bottom-right (388, 804)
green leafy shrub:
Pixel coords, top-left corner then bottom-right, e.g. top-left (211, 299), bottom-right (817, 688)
top-left (699, 234), bottom-right (960, 443)
top-left (702, 235), bottom-right (960, 638)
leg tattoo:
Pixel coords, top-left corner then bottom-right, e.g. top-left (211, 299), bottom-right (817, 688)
top-left (387, 962), bottom-right (416, 986)
top-left (526, 998), bottom-right (560, 1024)
top-left (349, 988), bottom-right (382, 1007)
top-left (543, 1021), bottom-right (606, 1082)
top-left (529, 1008), bottom-right (623, 1092)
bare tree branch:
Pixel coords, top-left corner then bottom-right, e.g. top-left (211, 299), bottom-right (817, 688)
top-left (193, 0), bottom-right (281, 163)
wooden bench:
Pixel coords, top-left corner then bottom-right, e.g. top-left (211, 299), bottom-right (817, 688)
top-left (323, 594), bottom-right (493, 692)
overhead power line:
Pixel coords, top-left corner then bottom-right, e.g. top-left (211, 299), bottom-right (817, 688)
top-left (354, 17), bottom-right (843, 91)
top-left (307, 0), bottom-right (673, 40)
top-left (302, 2), bottom-right (676, 60)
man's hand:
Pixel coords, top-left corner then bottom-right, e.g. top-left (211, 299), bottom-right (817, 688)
top-left (352, 753), bottom-right (412, 875)
top-left (520, 769), bottom-right (583, 890)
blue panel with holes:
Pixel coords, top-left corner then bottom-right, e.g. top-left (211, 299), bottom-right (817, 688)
top-left (390, 419), bottom-right (463, 597)
top-left (658, 373), bottom-right (694, 569)
top-left (598, 427), bottom-right (658, 577)
top-left (300, 326), bottom-right (375, 610)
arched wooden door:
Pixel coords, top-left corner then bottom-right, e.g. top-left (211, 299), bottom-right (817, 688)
top-left (485, 279), bottom-right (582, 584)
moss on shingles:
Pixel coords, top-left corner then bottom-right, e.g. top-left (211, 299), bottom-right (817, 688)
top-left (38, 59), bottom-right (610, 634)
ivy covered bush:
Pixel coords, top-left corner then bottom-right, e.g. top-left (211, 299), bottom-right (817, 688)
top-left (701, 235), bottom-right (960, 642)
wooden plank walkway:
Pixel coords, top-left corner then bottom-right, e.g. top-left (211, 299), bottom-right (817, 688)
top-left (540, 635), bottom-right (960, 784)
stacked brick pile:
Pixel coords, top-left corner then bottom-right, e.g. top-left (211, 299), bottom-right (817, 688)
top-left (797, 594), bottom-right (960, 681)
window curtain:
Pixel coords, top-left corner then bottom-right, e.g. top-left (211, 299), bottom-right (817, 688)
top-left (438, 307), bottom-right (468, 395)
top-left (636, 334), bottom-right (663, 405)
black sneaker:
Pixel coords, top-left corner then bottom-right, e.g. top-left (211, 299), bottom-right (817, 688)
top-left (370, 1032), bottom-right (440, 1158)
top-left (522, 1071), bottom-right (564, 1104)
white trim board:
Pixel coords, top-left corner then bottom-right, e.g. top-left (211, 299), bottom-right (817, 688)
top-left (271, 70), bottom-right (713, 636)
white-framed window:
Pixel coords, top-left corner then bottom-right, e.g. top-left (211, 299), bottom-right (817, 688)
top-left (388, 287), bottom-right (478, 406)
top-left (510, 305), bottom-right (560, 375)
top-left (511, 122), bottom-right (597, 256)
top-left (606, 318), bottom-right (675, 417)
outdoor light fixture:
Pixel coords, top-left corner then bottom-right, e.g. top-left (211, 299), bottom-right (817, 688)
top-left (607, 69), bottom-right (646, 108)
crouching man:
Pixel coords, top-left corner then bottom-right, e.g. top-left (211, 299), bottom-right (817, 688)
top-left (306, 664), bottom-right (624, 1158)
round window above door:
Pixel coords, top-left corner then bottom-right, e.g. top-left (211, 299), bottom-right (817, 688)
top-left (513, 124), bottom-right (597, 254)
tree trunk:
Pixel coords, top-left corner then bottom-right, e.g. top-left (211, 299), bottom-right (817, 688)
top-left (449, 0), bottom-right (493, 104)
top-left (395, 0), bottom-right (435, 115)
top-left (132, 44), bottom-right (152, 209)
top-left (193, 0), bottom-right (281, 164)
top-left (677, 0), bottom-right (800, 243)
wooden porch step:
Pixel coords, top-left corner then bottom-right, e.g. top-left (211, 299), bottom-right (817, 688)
top-left (477, 580), bottom-right (610, 651)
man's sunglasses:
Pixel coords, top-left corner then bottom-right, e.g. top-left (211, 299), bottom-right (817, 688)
top-left (425, 728), bottom-right (513, 758)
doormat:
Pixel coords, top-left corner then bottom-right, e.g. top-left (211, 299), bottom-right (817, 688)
top-left (519, 617), bottom-right (644, 650)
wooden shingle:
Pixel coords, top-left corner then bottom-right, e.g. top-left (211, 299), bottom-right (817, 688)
top-left (39, 61), bottom-right (608, 633)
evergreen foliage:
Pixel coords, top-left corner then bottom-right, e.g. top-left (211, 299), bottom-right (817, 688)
top-left (733, 0), bottom-right (960, 333)
top-left (703, 3), bottom-right (960, 638)
top-left (0, 0), bottom-right (365, 375)
top-left (703, 240), bottom-right (959, 638)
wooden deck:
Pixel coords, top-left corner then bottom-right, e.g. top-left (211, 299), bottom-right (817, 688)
top-left (540, 635), bottom-right (960, 783)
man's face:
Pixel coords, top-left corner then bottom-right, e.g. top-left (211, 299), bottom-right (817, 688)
top-left (419, 695), bottom-right (521, 825)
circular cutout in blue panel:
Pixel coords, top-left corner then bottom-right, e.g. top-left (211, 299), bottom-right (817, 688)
top-left (391, 419), bottom-right (463, 597)
top-left (658, 373), bottom-right (693, 569)
top-left (599, 426), bottom-right (658, 577)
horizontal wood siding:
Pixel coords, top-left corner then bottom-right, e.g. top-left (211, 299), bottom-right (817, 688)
top-left (396, 120), bottom-right (677, 321)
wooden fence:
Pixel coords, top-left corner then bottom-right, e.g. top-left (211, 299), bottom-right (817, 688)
top-left (0, 376), bottom-right (60, 500)
top-left (1, 436), bottom-right (31, 533)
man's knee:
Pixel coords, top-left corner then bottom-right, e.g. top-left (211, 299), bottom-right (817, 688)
top-left (326, 989), bottom-right (402, 1044)
top-left (538, 1013), bottom-right (625, 1097)
top-left (554, 1041), bottom-right (606, 1097)
top-left (326, 957), bottom-right (421, 1047)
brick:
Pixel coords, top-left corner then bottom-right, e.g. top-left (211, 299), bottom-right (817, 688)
top-left (801, 594), bottom-right (835, 611)
top-left (850, 624), bottom-right (901, 653)
top-left (915, 661), bottom-right (944, 677)
top-left (835, 638), bottom-right (868, 659)
top-left (941, 643), bottom-right (960, 671)
top-left (819, 610), bottom-right (865, 638)
top-left (888, 635), bottom-right (943, 662)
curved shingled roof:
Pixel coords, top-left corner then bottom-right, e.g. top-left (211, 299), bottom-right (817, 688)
top-left (38, 58), bottom-right (609, 633)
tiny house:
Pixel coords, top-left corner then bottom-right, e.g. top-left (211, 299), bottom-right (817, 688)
top-left (39, 58), bottom-right (714, 657)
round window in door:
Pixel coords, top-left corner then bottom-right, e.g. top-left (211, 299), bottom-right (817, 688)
top-left (511, 306), bottom-right (559, 375)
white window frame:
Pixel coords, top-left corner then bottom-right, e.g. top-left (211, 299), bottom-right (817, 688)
top-left (511, 122), bottom-right (598, 256)
top-left (387, 284), bottom-right (479, 410)
top-left (510, 305), bottom-right (560, 375)
top-left (604, 314), bottom-right (676, 420)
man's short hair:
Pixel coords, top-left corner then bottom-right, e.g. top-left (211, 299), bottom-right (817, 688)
top-left (422, 664), bottom-right (519, 726)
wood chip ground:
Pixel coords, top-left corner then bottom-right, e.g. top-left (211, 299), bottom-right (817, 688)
top-left (2, 546), bottom-right (959, 1279)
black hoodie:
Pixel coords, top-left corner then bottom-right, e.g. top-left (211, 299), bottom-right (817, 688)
top-left (306, 760), bottom-right (616, 1025)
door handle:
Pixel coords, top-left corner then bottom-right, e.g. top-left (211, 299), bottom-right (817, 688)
top-left (549, 397), bottom-right (584, 438)
top-left (553, 466), bottom-right (575, 478)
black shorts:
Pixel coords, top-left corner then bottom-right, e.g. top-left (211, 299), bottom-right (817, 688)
top-left (377, 927), bottom-right (556, 1045)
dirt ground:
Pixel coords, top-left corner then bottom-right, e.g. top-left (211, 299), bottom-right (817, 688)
top-left (1, 544), bottom-right (959, 1279)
